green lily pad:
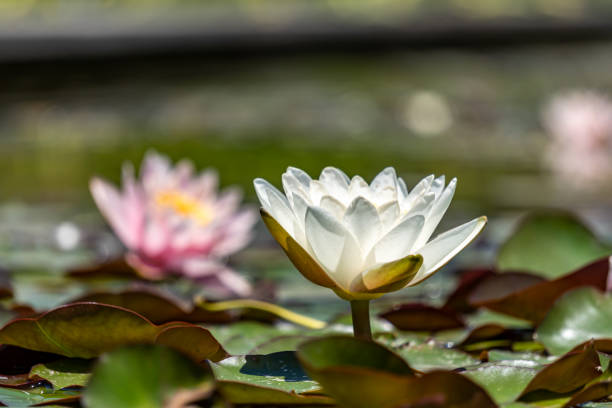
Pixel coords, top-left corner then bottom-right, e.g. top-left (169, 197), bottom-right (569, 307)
top-left (29, 359), bottom-right (92, 390)
top-left (82, 345), bottom-right (213, 408)
top-left (394, 343), bottom-right (479, 371)
top-left (208, 322), bottom-right (302, 355)
top-left (0, 302), bottom-right (226, 361)
top-left (536, 288), bottom-right (612, 355)
top-left (463, 363), bottom-right (538, 404)
top-left (0, 387), bottom-right (80, 407)
top-left (211, 352), bottom-right (332, 405)
top-left (497, 212), bottom-right (611, 279)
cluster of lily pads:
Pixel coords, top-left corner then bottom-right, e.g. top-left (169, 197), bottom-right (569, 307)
top-left (1, 155), bottom-right (612, 407)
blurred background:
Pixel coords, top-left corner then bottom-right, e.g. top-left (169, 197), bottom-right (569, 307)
top-left (1, 0), bottom-right (612, 317)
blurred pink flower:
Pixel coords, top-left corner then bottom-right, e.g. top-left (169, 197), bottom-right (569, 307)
top-left (542, 90), bottom-right (612, 186)
top-left (90, 151), bottom-right (256, 297)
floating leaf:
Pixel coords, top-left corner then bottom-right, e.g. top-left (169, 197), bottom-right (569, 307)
top-left (442, 268), bottom-right (495, 313)
top-left (470, 258), bottom-right (610, 324)
top-left (29, 359), bottom-right (91, 390)
top-left (536, 288), bottom-right (612, 355)
top-left (519, 342), bottom-right (602, 398)
top-left (497, 212), bottom-right (611, 279)
top-left (212, 353), bottom-right (332, 405)
top-left (0, 302), bottom-right (226, 361)
top-left (297, 336), bottom-right (494, 408)
top-left (73, 290), bottom-right (233, 324)
top-left (394, 343), bottom-right (479, 372)
top-left (379, 303), bottom-right (464, 331)
top-left (0, 387), bottom-right (80, 407)
top-left (463, 363), bottom-right (538, 404)
top-left (82, 345), bottom-right (213, 408)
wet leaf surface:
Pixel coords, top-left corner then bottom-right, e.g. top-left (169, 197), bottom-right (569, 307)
top-left (29, 360), bottom-right (92, 390)
top-left (536, 288), bottom-right (612, 355)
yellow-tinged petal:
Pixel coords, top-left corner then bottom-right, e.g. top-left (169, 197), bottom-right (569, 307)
top-left (260, 209), bottom-right (337, 289)
top-left (349, 254), bottom-right (423, 294)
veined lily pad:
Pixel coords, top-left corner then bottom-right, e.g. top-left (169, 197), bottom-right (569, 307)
top-left (0, 302), bottom-right (227, 361)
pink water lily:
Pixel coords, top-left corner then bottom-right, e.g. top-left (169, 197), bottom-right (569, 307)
top-left (542, 90), bottom-right (612, 187)
top-left (90, 151), bottom-right (256, 297)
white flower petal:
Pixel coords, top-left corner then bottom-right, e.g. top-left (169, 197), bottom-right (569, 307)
top-left (348, 175), bottom-right (370, 200)
top-left (371, 215), bottom-right (425, 264)
top-left (305, 206), bottom-right (348, 273)
top-left (429, 175), bottom-right (446, 199)
top-left (344, 197), bottom-right (381, 254)
top-left (413, 178), bottom-right (456, 249)
top-left (320, 166), bottom-right (350, 192)
top-left (320, 195), bottom-right (346, 220)
top-left (397, 177), bottom-right (408, 201)
top-left (286, 166), bottom-right (312, 188)
top-left (254, 178), bottom-right (295, 236)
top-left (412, 216), bottom-right (487, 285)
top-left (371, 167), bottom-right (397, 192)
top-left (378, 201), bottom-right (400, 231)
top-left (308, 180), bottom-right (328, 206)
top-left (402, 174), bottom-right (434, 212)
top-left (282, 172), bottom-right (307, 200)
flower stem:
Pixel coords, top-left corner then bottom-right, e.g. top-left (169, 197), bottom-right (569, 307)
top-left (350, 300), bottom-right (372, 340)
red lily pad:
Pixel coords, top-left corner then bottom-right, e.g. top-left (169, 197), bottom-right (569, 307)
top-left (0, 302), bottom-right (227, 362)
top-left (469, 257), bottom-right (610, 324)
top-left (519, 342), bottom-right (603, 399)
top-left (442, 268), bottom-right (495, 314)
top-left (380, 303), bottom-right (465, 332)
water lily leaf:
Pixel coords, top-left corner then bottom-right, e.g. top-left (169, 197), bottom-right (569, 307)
top-left (82, 345), bottom-right (213, 408)
top-left (73, 289), bottom-right (233, 324)
top-left (487, 350), bottom-right (556, 365)
top-left (565, 380), bottom-right (612, 407)
top-left (0, 387), bottom-right (80, 407)
top-left (0, 302), bottom-right (226, 361)
top-left (470, 258), bottom-right (610, 324)
top-left (29, 359), bottom-right (91, 390)
top-left (298, 336), bottom-right (495, 408)
top-left (209, 322), bottom-right (302, 355)
top-left (519, 342), bottom-right (602, 399)
top-left (394, 343), bottom-right (479, 372)
top-left (536, 288), bottom-right (612, 355)
top-left (497, 212), bottom-right (611, 279)
top-left (379, 303), bottom-right (464, 331)
top-left (463, 363), bottom-right (539, 404)
top-left (211, 353), bottom-right (332, 405)
top-left (442, 268), bottom-right (495, 313)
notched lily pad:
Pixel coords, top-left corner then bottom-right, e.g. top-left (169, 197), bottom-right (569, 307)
top-left (0, 302), bottom-right (227, 362)
top-left (29, 359), bottom-right (92, 390)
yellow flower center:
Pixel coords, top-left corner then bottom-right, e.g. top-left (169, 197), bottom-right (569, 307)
top-left (155, 190), bottom-right (214, 225)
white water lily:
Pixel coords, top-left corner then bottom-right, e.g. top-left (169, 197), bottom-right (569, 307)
top-left (254, 167), bottom-right (486, 301)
